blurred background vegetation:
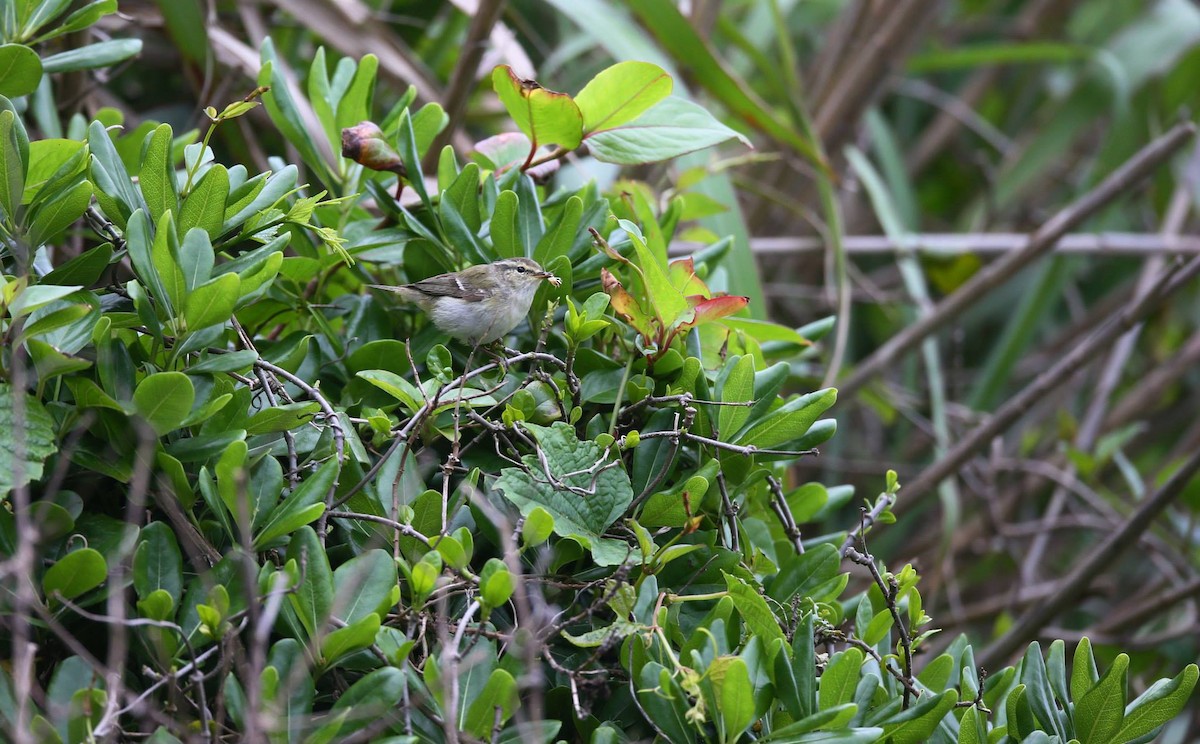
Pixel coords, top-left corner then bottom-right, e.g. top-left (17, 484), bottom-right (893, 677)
top-left (14, 0), bottom-right (1200, 733)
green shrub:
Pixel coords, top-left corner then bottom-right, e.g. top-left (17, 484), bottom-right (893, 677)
top-left (0, 7), bottom-right (1194, 742)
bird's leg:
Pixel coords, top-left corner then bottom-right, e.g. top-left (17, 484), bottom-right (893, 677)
top-left (479, 341), bottom-right (510, 377)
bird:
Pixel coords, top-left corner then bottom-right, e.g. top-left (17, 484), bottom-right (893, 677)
top-left (368, 257), bottom-right (561, 345)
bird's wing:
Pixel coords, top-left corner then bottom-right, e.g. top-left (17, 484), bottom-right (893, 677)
top-left (405, 273), bottom-right (487, 302)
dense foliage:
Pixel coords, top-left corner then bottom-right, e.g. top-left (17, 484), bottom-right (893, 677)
top-left (1, 1), bottom-right (1199, 743)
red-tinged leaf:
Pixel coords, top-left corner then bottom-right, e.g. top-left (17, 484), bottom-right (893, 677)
top-left (492, 66), bottom-right (583, 151)
top-left (679, 294), bottom-right (750, 331)
top-left (667, 257), bottom-right (711, 297)
top-left (601, 268), bottom-right (655, 338)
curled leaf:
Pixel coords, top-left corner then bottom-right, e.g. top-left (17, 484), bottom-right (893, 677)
top-left (341, 121), bottom-right (405, 175)
top-left (678, 294), bottom-right (750, 332)
top-left (601, 268), bottom-right (655, 339)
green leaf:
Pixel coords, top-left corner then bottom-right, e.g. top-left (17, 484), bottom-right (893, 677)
top-left (254, 459), bottom-right (339, 549)
top-left (636, 663), bottom-right (695, 743)
top-left (759, 705), bottom-right (858, 741)
top-left (586, 95), bottom-right (749, 166)
top-left (957, 706), bottom-right (984, 744)
top-left (723, 572), bottom-right (784, 648)
top-left (533, 194), bottom-right (582, 265)
top-left (819, 647), bottom-right (864, 711)
top-left (331, 549), bottom-right (396, 625)
top-left (1071, 636), bottom-right (1098, 703)
top-left (320, 613), bottom-right (381, 667)
top-left (737, 388), bottom-right (837, 449)
top-left (7, 284), bottom-right (82, 317)
top-left (26, 340), bottom-right (90, 381)
top-left (182, 271), bottom-right (239, 331)
top-left (1020, 641), bottom-right (1069, 740)
top-left (576, 60), bottom-right (672, 133)
top-left (178, 227), bottom-right (214, 291)
top-left (862, 609), bottom-right (894, 647)
top-left (0, 45), bottom-right (43, 98)
top-left (491, 189), bottom-right (522, 258)
top-left (877, 689), bottom-right (958, 744)
top-left (133, 371), bottom-right (195, 436)
top-left (717, 354), bottom-right (754, 439)
top-left (41, 243), bottom-right (112, 286)
top-left (521, 506), bottom-right (554, 547)
top-left (1075, 654), bottom-right (1128, 744)
top-left (42, 38), bottom-right (142, 73)
top-left (64, 377), bottom-right (123, 411)
top-left (622, 220), bottom-right (689, 328)
top-left (314, 668), bottom-right (406, 741)
top-left (769, 543), bottom-right (841, 603)
top-left (286, 526), bottom-right (334, 639)
top-left (151, 210), bottom-right (186, 313)
top-left (140, 123), bottom-right (178, 224)
top-left (464, 669), bottom-right (519, 739)
top-left (1113, 663), bottom-right (1198, 741)
top-left (43, 548), bottom-right (107, 601)
top-left (179, 164), bottom-right (228, 236)
top-left (244, 402), bottom-right (319, 435)
top-left (132, 522), bottom-right (183, 605)
top-left (37, 0), bottom-right (119, 43)
top-left (222, 164), bottom-right (297, 232)
top-left (26, 178), bottom-right (92, 247)
top-left (492, 65), bottom-right (583, 150)
top-left (480, 558), bottom-right (514, 608)
top-left (494, 422), bottom-right (633, 566)
top-left (335, 54), bottom-right (378, 133)
top-left (0, 109), bottom-right (27, 221)
top-left (356, 369), bottom-right (423, 412)
top-left (714, 657), bottom-right (755, 743)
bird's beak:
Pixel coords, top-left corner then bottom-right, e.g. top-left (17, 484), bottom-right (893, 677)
top-left (539, 271), bottom-right (562, 287)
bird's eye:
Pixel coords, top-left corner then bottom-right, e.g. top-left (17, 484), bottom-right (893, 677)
top-left (515, 266), bottom-right (527, 273)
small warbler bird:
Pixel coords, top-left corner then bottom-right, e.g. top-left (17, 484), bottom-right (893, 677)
top-left (369, 257), bottom-right (561, 345)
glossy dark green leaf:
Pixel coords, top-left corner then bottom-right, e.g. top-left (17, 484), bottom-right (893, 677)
top-left (490, 190), bottom-right (521, 259)
top-left (320, 613), bottom-right (381, 667)
top-left (0, 44), bottom-right (43, 98)
top-left (819, 647), bottom-right (864, 711)
top-left (737, 388), bottom-right (837, 449)
top-left (285, 526), bottom-right (334, 638)
top-left (179, 163), bottom-right (228, 237)
top-left (182, 272), bottom-right (239, 331)
top-left (0, 109), bottom-right (26, 220)
top-left (1113, 663), bottom-right (1198, 741)
top-left (331, 549), bottom-right (396, 624)
top-left (1075, 654), bottom-right (1127, 744)
top-left (139, 123), bottom-right (178, 224)
top-left (133, 371), bottom-right (194, 436)
top-left (41, 242), bottom-right (111, 287)
top-left (133, 522), bottom-right (183, 605)
top-left (43, 548), bottom-right (107, 601)
top-left (255, 460), bottom-right (338, 549)
top-left (464, 668), bottom-right (519, 738)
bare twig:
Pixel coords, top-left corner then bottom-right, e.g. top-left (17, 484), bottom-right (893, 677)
top-left (838, 121), bottom-right (1197, 398)
top-left (978, 444), bottom-right (1200, 667)
top-left (900, 253), bottom-right (1200, 506)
